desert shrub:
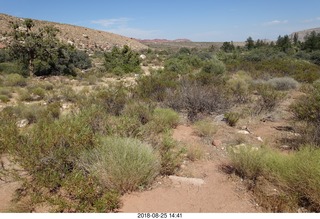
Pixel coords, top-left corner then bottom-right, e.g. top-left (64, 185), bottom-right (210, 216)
top-left (10, 103), bottom-right (47, 124)
top-left (0, 62), bottom-right (25, 75)
top-left (4, 73), bottom-right (27, 87)
top-left (185, 144), bottom-right (204, 161)
top-left (46, 101), bottom-right (61, 119)
top-left (0, 94), bottom-right (10, 103)
top-left (254, 83), bottom-right (285, 114)
top-left (106, 115), bottom-right (142, 138)
top-left (225, 112), bottom-right (240, 127)
top-left (122, 101), bottom-right (155, 125)
top-left (309, 51), bottom-right (320, 65)
top-left (228, 145), bottom-right (264, 179)
top-left (228, 145), bottom-right (320, 212)
top-left (267, 77), bottom-right (299, 91)
top-left (201, 58), bottom-right (226, 75)
top-left (166, 79), bottom-right (230, 121)
top-left (104, 45), bottom-right (141, 75)
top-left (79, 136), bottom-right (160, 193)
top-left (150, 108), bottom-right (179, 132)
top-left (134, 70), bottom-right (178, 102)
top-left (290, 85), bottom-right (320, 146)
top-left (0, 87), bottom-right (12, 102)
top-left (92, 84), bottom-right (129, 116)
top-left (196, 58), bottom-right (226, 85)
top-left (60, 171), bottom-right (120, 212)
top-left (0, 110), bottom-right (20, 154)
top-left (228, 58), bottom-right (320, 83)
top-left (226, 71), bottom-right (252, 103)
top-left (30, 87), bottom-right (46, 99)
top-left (9, 113), bottom-right (96, 188)
top-left (164, 58), bottom-right (190, 74)
top-left (59, 86), bottom-right (79, 103)
top-left (76, 105), bottom-right (109, 135)
top-left (158, 133), bottom-right (185, 175)
top-left (193, 119), bottom-right (217, 137)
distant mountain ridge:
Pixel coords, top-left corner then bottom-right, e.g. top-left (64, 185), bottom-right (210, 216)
top-left (0, 13), bottom-right (148, 53)
top-left (290, 27), bottom-right (320, 42)
top-left (137, 39), bottom-right (192, 43)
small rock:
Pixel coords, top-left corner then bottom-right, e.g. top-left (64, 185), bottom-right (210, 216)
top-left (214, 114), bottom-right (225, 122)
top-left (237, 130), bottom-right (250, 135)
top-left (139, 54), bottom-right (146, 60)
top-left (240, 126), bottom-right (252, 134)
top-left (212, 139), bottom-right (222, 147)
top-left (169, 176), bottom-right (205, 186)
top-left (257, 136), bottom-right (263, 142)
top-left (280, 145), bottom-right (291, 150)
top-left (16, 119), bottom-right (29, 128)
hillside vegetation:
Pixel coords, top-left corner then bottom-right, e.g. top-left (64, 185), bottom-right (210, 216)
top-left (0, 13), bottom-right (147, 54)
top-left (1, 16), bottom-right (320, 213)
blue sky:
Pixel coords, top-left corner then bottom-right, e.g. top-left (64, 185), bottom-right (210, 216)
top-left (1, 0), bottom-right (320, 42)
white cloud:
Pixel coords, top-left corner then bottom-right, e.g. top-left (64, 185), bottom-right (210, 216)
top-left (91, 18), bottom-right (130, 28)
top-left (263, 20), bottom-right (288, 26)
top-left (91, 18), bottom-right (160, 39)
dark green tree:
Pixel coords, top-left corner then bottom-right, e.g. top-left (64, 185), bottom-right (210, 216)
top-left (221, 41), bottom-right (235, 52)
top-left (104, 45), bottom-right (141, 75)
top-left (245, 37), bottom-right (255, 50)
top-left (293, 33), bottom-right (299, 45)
top-left (276, 35), bottom-right (292, 52)
top-left (8, 19), bottom-right (91, 77)
top-left (303, 31), bottom-right (320, 51)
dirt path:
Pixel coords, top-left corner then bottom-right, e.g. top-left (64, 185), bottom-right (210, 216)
top-left (120, 125), bottom-right (260, 213)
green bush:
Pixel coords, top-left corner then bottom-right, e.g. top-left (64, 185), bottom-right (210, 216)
top-left (134, 71), bottom-right (178, 102)
top-left (4, 73), bottom-right (27, 87)
top-left (193, 119), bottom-right (217, 137)
top-left (267, 77), bottom-right (299, 91)
top-left (166, 80), bottom-right (230, 121)
top-left (9, 112), bottom-right (96, 188)
top-left (104, 45), bottom-right (141, 75)
top-left (226, 71), bottom-right (252, 103)
top-left (93, 84), bottom-right (129, 116)
top-left (196, 58), bottom-right (226, 85)
top-left (228, 145), bottom-right (264, 179)
top-left (225, 112), bottom-right (240, 127)
top-left (228, 145), bottom-right (320, 212)
top-left (0, 110), bottom-right (19, 154)
top-left (290, 84), bottom-right (320, 146)
top-left (255, 83), bottom-right (284, 114)
top-left (0, 62), bottom-right (25, 75)
top-left (158, 133), bottom-right (185, 175)
top-left (122, 101), bottom-right (154, 125)
top-left (80, 136), bottom-right (160, 193)
top-left (0, 94), bottom-right (10, 103)
top-left (150, 108), bottom-right (179, 132)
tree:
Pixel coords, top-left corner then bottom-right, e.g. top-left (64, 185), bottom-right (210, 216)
top-left (276, 35), bottom-right (292, 52)
top-left (104, 45), bottom-right (141, 75)
top-left (293, 33), bottom-right (299, 46)
top-left (303, 31), bottom-right (320, 51)
top-left (221, 41), bottom-right (235, 52)
top-left (245, 37), bottom-right (255, 50)
top-left (8, 19), bottom-right (91, 77)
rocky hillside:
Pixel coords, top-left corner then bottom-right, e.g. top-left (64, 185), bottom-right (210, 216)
top-left (0, 13), bottom-right (148, 54)
top-left (290, 27), bottom-right (320, 42)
